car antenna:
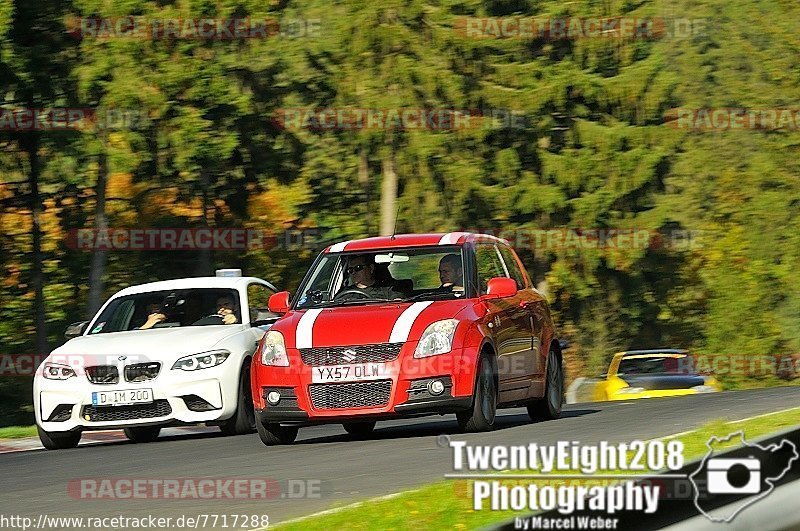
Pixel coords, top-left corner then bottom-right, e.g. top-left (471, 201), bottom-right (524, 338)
top-left (390, 204), bottom-right (400, 240)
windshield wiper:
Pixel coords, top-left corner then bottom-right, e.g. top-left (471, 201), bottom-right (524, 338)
top-left (301, 293), bottom-right (456, 309)
top-left (401, 291), bottom-right (459, 303)
top-left (330, 298), bottom-right (394, 307)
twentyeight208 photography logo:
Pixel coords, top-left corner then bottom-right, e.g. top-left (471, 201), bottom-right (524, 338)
top-left (689, 431), bottom-right (798, 522)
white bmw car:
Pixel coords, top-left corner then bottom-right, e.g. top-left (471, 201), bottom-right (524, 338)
top-left (34, 270), bottom-right (280, 449)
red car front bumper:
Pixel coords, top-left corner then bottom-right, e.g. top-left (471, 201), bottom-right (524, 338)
top-left (252, 345), bottom-right (477, 423)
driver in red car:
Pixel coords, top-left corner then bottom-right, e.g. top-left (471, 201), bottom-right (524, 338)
top-left (338, 254), bottom-right (406, 300)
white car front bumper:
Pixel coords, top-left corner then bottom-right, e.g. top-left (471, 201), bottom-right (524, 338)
top-left (34, 360), bottom-right (241, 432)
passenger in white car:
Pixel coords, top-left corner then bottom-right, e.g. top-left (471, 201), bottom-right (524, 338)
top-left (139, 303), bottom-right (166, 330)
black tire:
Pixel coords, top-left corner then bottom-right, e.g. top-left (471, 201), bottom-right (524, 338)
top-left (342, 421), bottom-right (376, 438)
top-left (219, 362), bottom-right (256, 436)
top-left (457, 354), bottom-right (497, 432)
top-left (256, 420), bottom-right (298, 446)
top-left (527, 347), bottom-right (564, 421)
top-left (123, 426), bottom-right (161, 443)
top-left (37, 425), bottom-right (81, 450)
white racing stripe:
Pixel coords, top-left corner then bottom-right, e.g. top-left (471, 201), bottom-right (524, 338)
top-left (438, 232), bottom-right (466, 245)
top-left (389, 301), bottom-right (434, 343)
top-left (328, 240), bottom-right (350, 252)
top-left (438, 233), bottom-right (456, 245)
top-left (296, 308), bottom-right (323, 348)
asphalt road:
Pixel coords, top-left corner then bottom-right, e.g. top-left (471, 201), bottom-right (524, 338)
top-left (1, 386), bottom-right (799, 527)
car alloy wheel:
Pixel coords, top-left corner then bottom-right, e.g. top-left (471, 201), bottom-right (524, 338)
top-left (480, 361), bottom-right (497, 424)
top-left (220, 362), bottom-right (256, 436)
top-left (548, 351), bottom-right (563, 413)
top-left (457, 354), bottom-right (497, 432)
top-left (527, 348), bottom-right (563, 421)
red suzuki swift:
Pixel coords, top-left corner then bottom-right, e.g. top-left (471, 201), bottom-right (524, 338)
top-left (251, 232), bottom-right (564, 445)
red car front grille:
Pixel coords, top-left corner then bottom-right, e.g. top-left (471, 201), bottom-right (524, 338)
top-left (299, 343), bottom-right (402, 366)
top-left (308, 380), bottom-right (392, 409)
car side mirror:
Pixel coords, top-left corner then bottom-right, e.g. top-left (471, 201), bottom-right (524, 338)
top-left (268, 291), bottom-right (291, 314)
top-left (65, 321), bottom-right (89, 339)
top-left (481, 277), bottom-right (517, 300)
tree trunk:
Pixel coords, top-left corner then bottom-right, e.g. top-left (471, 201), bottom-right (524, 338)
top-left (358, 148), bottom-right (370, 233)
top-left (196, 170), bottom-right (212, 276)
top-left (379, 152), bottom-right (397, 236)
top-left (87, 146), bottom-right (108, 317)
top-left (23, 133), bottom-right (48, 355)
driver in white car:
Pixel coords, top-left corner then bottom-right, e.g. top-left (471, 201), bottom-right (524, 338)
top-left (213, 295), bottom-right (238, 324)
top-left (192, 294), bottom-right (239, 325)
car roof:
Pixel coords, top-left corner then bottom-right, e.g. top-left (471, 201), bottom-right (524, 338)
top-left (113, 276), bottom-right (275, 297)
top-left (620, 349), bottom-right (687, 357)
top-left (323, 232), bottom-right (510, 253)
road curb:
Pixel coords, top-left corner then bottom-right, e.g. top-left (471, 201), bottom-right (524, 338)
top-left (0, 426), bottom-right (214, 454)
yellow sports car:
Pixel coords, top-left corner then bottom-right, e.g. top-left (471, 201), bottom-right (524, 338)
top-left (594, 349), bottom-right (721, 401)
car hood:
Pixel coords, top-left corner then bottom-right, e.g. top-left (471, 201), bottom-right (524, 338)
top-left (275, 300), bottom-right (472, 348)
top-left (48, 325), bottom-right (245, 365)
top-left (617, 374), bottom-right (706, 391)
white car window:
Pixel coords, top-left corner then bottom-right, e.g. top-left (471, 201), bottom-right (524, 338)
top-left (247, 283), bottom-right (277, 324)
top-left (89, 288), bottom-right (242, 333)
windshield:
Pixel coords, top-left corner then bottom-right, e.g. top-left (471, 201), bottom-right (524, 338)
top-left (617, 355), bottom-right (689, 375)
top-left (88, 288), bottom-right (242, 334)
top-left (294, 246), bottom-right (466, 310)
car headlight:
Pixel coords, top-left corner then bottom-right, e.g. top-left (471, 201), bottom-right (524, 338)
top-left (171, 350), bottom-right (230, 371)
top-left (414, 319), bottom-right (459, 358)
top-left (42, 363), bottom-right (76, 380)
top-left (260, 331), bottom-right (289, 367)
top-left (616, 386), bottom-right (645, 394)
top-left (691, 385), bottom-right (717, 393)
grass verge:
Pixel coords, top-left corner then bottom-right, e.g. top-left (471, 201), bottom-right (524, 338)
top-left (274, 406), bottom-right (800, 530)
top-left (0, 425), bottom-right (37, 439)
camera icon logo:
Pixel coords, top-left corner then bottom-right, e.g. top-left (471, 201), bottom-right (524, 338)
top-left (689, 431), bottom-right (798, 523)
top-left (706, 457), bottom-right (760, 495)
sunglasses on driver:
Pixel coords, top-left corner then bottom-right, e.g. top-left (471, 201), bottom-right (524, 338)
top-left (346, 264), bottom-right (369, 275)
